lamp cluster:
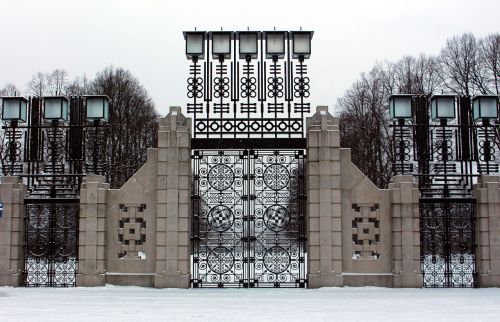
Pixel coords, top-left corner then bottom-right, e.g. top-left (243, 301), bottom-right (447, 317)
top-left (1, 95), bottom-right (110, 123)
top-left (183, 30), bottom-right (313, 61)
top-left (389, 94), bottom-right (499, 122)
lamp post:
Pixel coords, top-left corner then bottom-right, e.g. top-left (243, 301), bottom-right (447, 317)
top-left (85, 95), bottom-right (110, 174)
top-left (431, 95), bottom-right (457, 197)
top-left (183, 30), bottom-right (313, 140)
top-left (184, 31), bottom-right (206, 125)
top-left (0, 95), bottom-right (110, 197)
top-left (472, 95), bottom-right (499, 174)
top-left (389, 94), bottom-right (413, 175)
top-left (1, 97), bottom-right (28, 175)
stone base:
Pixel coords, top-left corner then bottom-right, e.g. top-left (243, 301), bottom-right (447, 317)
top-left (392, 273), bottom-right (422, 288)
top-left (308, 274), bottom-right (343, 288)
top-left (343, 274), bottom-right (393, 287)
top-left (105, 274), bottom-right (153, 287)
top-left (76, 274), bottom-right (106, 287)
top-left (154, 274), bottom-right (190, 288)
top-left (0, 273), bottom-right (23, 286)
top-left (478, 274), bottom-right (500, 287)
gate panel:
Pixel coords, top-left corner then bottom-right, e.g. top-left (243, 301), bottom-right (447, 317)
top-left (420, 199), bottom-right (476, 288)
top-left (191, 149), bottom-right (307, 288)
top-left (191, 150), bottom-right (245, 287)
top-left (24, 202), bottom-right (79, 287)
top-left (252, 150), bottom-right (306, 287)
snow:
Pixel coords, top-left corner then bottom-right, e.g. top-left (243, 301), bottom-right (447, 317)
top-left (1, 285), bottom-right (500, 321)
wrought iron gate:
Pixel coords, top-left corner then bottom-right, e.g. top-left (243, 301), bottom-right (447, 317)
top-left (191, 149), bottom-right (307, 288)
top-left (420, 199), bottom-right (477, 287)
top-left (24, 201), bottom-right (80, 287)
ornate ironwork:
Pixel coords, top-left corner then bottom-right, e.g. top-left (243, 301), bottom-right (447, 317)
top-left (392, 96), bottom-right (499, 197)
top-left (420, 199), bottom-right (477, 288)
top-left (24, 202), bottom-right (79, 287)
top-left (1, 96), bottom-right (109, 287)
top-left (186, 32), bottom-right (310, 139)
top-left (191, 149), bottom-right (307, 288)
top-left (390, 95), bottom-right (498, 288)
top-left (1, 97), bottom-right (108, 198)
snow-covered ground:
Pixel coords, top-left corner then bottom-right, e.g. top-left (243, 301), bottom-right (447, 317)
top-left (1, 285), bottom-right (499, 321)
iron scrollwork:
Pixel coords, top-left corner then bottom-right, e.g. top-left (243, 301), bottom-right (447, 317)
top-left (191, 149), bottom-right (307, 288)
top-left (1, 96), bottom-right (109, 287)
top-left (24, 203), bottom-right (79, 287)
top-left (186, 32), bottom-right (310, 138)
top-left (420, 200), bottom-right (476, 288)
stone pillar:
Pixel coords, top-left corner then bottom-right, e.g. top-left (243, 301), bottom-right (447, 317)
top-left (389, 175), bottom-right (421, 287)
top-left (474, 175), bottom-right (500, 287)
top-left (0, 177), bottom-right (25, 286)
top-left (307, 106), bottom-right (343, 287)
top-left (154, 106), bottom-right (191, 288)
top-left (77, 175), bottom-right (109, 286)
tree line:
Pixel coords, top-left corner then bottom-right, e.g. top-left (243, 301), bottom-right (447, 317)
top-left (337, 32), bottom-right (499, 188)
top-left (0, 66), bottom-right (159, 188)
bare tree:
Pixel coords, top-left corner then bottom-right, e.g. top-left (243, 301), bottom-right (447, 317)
top-left (478, 33), bottom-right (500, 95)
top-left (338, 32), bottom-right (498, 188)
top-left (0, 83), bottom-right (21, 96)
top-left (47, 69), bottom-right (68, 96)
top-left (65, 74), bottom-right (92, 96)
top-left (439, 33), bottom-right (481, 96)
top-left (26, 72), bottom-right (48, 97)
top-left (338, 67), bottom-right (393, 188)
top-left (90, 66), bottom-right (159, 188)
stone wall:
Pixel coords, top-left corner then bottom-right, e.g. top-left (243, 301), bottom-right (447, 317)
top-left (474, 176), bottom-right (500, 287)
top-left (1, 105), bottom-right (499, 289)
top-left (77, 106), bottom-right (191, 288)
top-left (306, 106), bottom-right (421, 288)
top-left (0, 177), bottom-right (25, 286)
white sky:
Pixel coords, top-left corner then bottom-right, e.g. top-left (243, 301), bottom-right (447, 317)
top-left (0, 0), bottom-right (498, 116)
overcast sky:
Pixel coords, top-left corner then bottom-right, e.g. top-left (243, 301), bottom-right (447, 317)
top-left (0, 0), bottom-right (498, 116)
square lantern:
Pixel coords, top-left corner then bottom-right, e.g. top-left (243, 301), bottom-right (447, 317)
top-left (431, 95), bottom-right (456, 121)
top-left (44, 96), bottom-right (69, 121)
top-left (238, 31), bottom-right (259, 59)
top-left (291, 31), bottom-right (313, 59)
top-left (388, 94), bottom-right (413, 120)
top-left (183, 31), bottom-right (206, 60)
top-left (210, 31), bottom-right (232, 60)
top-left (472, 95), bottom-right (498, 121)
top-left (1, 96), bottom-right (28, 122)
top-left (86, 95), bottom-right (110, 122)
top-left (264, 31), bottom-right (287, 59)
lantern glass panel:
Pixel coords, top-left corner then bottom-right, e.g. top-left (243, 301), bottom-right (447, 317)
top-left (239, 33), bottom-right (258, 55)
top-left (2, 99), bottom-right (27, 122)
top-left (20, 100), bottom-right (27, 122)
top-left (87, 97), bottom-right (109, 120)
top-left (266, 33), bottom-right (285, 56)
top-left (186, 33), bottom-right (204, 56)
top-left (473, 96), bottom-right (498, 120)
top-left (212, 33), bottom-right (231, 56)
top-left (44, 98), bottom-right (68, 120)
top-left (293, 33), bottom-right (311, 55)
top-left (431, 96), bottom-right (455, 120)
top-left (389, 96), bottom-right (412, 119)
